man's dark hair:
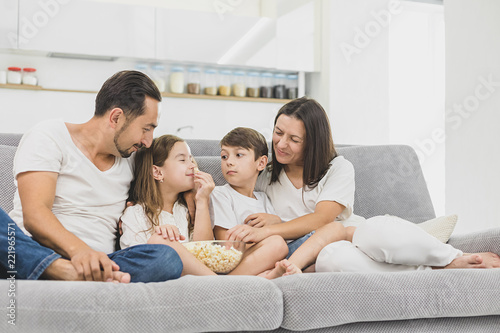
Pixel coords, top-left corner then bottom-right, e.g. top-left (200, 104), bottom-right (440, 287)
top-left (94, 70), bottom-right (162, 120)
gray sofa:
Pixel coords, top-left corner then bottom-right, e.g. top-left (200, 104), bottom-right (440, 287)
top-left (1, 133), bottom-right (499, 332)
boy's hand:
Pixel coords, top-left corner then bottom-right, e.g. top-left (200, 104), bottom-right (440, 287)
top-left (155, 224), bottom-right (186, 242)
top-left (244, 213), bottom-right (281, 228)
top-left (226, 224), bottom-right (269, 243)
top-left (194, 171), bottom-right (215, 203)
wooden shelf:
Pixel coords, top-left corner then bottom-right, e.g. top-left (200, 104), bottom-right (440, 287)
top-left (163, 92), bottom-right (291, 104)
top-left (0, 84), bottom-right (291, 104)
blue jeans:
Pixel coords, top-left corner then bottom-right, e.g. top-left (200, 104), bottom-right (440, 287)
top-left (0, 208), bottom-right (183, 282)
top-left (286, 231), bottom-right (314, 259)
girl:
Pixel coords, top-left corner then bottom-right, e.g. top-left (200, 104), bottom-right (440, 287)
top-left (226, 97), bottom-right (500, 277)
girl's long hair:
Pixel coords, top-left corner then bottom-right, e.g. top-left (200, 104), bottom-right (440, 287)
top-left (129, 135), bottom-right (192, 233)
top-left (269, 97), bottom-right (337, 189)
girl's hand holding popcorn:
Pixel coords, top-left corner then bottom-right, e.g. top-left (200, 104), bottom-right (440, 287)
top-left (193, 168), bottom-right (215, 203)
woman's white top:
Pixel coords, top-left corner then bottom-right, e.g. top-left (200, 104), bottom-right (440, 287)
top-left (255, 156), bottom-right (365, 227)
top-left (120, 202), bottom-right (190, 249)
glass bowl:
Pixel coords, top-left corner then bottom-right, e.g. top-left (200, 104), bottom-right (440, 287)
top-left (183, 240), bottom-right (246, 274)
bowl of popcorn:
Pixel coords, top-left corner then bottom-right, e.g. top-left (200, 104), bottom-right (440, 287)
top-left (183, 240), bottom-right (246, 274)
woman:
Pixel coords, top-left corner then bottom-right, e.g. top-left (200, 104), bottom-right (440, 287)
top-left (226, 97), bottom-right (500, 276)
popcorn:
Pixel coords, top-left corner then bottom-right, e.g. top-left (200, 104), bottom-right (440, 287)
top-left (194, 167), bottom-right (200, 173)
top-left (183, 241), bottom-right (243, 274)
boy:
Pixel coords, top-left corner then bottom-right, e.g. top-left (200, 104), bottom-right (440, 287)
top-left (210, 127), bottom-right (292, 277)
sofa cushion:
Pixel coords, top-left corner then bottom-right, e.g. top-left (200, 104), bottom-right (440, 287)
top-left (0, 144), bottom-right (16, 213)
top-left (417, 214), bottom-right (458, 243)
top-left (196, 156), bottom-right (226, 186)
top-left (0, 133), bottom-right (22, 147)
top-left (337, 145), bottom-right (435, 223)
top-left (2, 275), bottom-right (283, 332)
top-left (273, 269), bottom-right (500, 331)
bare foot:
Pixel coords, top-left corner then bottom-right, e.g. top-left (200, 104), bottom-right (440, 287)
top-left (442, 252), bottom-right (500, 269)
top-left (282, 260), bottom-right (302, 276)
top-left (261, 260), bottom-right (288, 279)
top-left (42, 258), bottom-right (131, 283)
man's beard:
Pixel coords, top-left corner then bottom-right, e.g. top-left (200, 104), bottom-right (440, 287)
top-left (114, 122), bottom-right (142, 158)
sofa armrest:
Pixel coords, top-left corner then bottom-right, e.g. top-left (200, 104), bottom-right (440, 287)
top-left (448, 227), bottom-right (500, 254)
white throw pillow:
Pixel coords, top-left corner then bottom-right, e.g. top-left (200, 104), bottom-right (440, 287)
top-left (416, 215), bottom-right (458, 243)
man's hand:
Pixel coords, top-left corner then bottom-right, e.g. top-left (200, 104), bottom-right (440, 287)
top-left (226, 224), bottom-right (269, 243)
top-left (70, 248), bottom-right (119, 282)
top-left (244, 213), bottom-right (282, 228)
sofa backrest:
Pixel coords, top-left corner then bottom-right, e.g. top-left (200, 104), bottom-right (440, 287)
top-left (0, 134), bottom-right (435, 223)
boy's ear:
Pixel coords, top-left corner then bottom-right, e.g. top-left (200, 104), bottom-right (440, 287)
top-left (152, 165), bottom-right (163, 181)
top-left (257, 155), bottom-right (268, 171)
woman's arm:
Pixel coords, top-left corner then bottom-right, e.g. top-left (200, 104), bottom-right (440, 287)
top-left (226, 201), bottom-right (344, 243)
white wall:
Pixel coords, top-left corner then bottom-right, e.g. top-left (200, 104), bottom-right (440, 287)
top-left (444, 0), bottom-right (500, 234)
top-left (0, 52), bottom-right (282, 140)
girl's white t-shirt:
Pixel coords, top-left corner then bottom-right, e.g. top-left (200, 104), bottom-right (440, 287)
top-left (210, 184), bottom-right (276, 230)
top-left (9, 119), bottom-right (134, 254)
top-left (120, 202), bottom-right (190, 249)
top-left (255, 156), bottom-right (365, 227)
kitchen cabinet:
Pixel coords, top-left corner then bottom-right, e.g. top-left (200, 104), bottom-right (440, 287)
top-left (156, 8), bottom-right (277, 69)
top-left (0, 0), bottom-right (18, 49)
top-left (17, 0), bottom-right (155, 59)
top-left (276, 0), bottom-right (319, 72)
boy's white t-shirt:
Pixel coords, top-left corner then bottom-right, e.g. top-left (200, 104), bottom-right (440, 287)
top-left (211, 184), bottom-right (276, 230)
top-left (8, 119), bottom-right (134, 254)
top-left (255, 156), bottom-right (365, 227)
top-left (120, 202), bottom-right (190, 249)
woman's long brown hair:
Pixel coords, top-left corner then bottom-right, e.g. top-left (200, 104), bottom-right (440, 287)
top-left (269, 97), bottom-right (337, 189)
top-left (129, 135), bottom-right (192, 233)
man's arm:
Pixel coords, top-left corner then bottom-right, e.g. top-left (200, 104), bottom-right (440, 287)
top-left (18, 171), bottom-right (116, 282)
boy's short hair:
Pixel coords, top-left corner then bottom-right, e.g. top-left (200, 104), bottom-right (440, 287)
top-left (220, 127), bottom-right (268, 160)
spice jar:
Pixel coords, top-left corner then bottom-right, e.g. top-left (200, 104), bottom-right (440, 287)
top-left (187, 67), bottom-right (201, 94)
top-left (22, 68), bottom-right (38, 86)
top-left (286, 74), bottom-right (298, 100)
top-left (203, 69), bottom-right (217, 95)
top-left (218, 70), bottom-right (232, 96)
top-left (246, 72), bottom-right (260, 98)
top-left (151, 64), bottom-right (167, 93)
top-left (273, 74), bottom-right (286, 99)
top-left (169, 66), bottom-right (185, 94)
top-left (232, 71), bottom-right (246, 97)
top-left (260, 72), bottom-right (273, 98)
top-left (7, 67), bottom-right (22, 84)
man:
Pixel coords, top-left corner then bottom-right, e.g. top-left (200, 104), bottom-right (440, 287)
top-left (0, 70), bottom-right (183, 283)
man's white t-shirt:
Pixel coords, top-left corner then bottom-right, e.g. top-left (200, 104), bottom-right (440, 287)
top-left (211, 184), bottom-right (276, 230)
top-left (120, 202), bottom-right (190, 249)
top-left (255, 156), bottom-right (365, 227)
top-left (8, 119), bottom-right (134, 254)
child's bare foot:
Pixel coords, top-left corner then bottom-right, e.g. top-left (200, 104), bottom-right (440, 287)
top-left (42, 258), bottom-right (131, 283)
top-left (282, 260), bottom-right (302, 276)
top-left (443, 252), bottom-right (500, 269)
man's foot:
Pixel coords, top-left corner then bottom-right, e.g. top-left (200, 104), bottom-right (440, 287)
top-left (261, 259), bottom-right (302, 279)
top-left (444, 252), bottom-right (500, 269)
top-left (42, 258), bottom-right (131, 283)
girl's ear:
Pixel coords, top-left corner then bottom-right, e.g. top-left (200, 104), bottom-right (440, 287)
top-left (257, 155), bottom-right (268, 171)
top-left (152, 165), bottom-right (163, 181)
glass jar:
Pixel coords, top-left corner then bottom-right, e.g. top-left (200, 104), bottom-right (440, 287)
top-left (246, 72), bottom-right (260, 98)
top-left (203, 69), bottom-right (217, 95)
top-left (22, 68), bottom-right (38, 86)
top-left (286, 74), bottom-right (298, 100)
top-left (218, 70), bottom-right (232, 96)
top-left (187, 67), bottom-right (201, 94)
top-left (7, 67), bottom-right (22, 84)
top-left (150, 64), bottom-right (167, 92)
top-left (169, 66), bottom-right (185, 94)
top-left (260, 72), bottom-right (273, 98)
top-left (232, 71), bottom-right (246, 97)
top-left (273, 73), bottom-right (286, 99)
